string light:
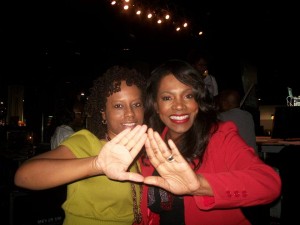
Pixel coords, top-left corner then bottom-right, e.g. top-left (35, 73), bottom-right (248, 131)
top-left (123, 4), bottom-right (129, 10)
top-left (108, 0), bottom-right (205, 37)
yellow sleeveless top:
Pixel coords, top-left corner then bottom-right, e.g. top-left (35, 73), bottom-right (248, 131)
top-left (61, 129), bottom-right (141, 225)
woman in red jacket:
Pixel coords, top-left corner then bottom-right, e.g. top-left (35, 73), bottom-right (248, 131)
top-left (140, 59), bottom-right (281, 225)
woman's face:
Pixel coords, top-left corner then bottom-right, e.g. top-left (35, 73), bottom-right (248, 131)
top-left (102, 81), bottom-right (144, 139)
top-left (154, 74), bottom-right (199, 140)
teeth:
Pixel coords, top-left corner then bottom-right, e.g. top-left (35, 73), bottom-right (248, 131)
top-left (169, 115), bottom-right (189, 120)
top-left (123, 123), bottom-right (136, 126)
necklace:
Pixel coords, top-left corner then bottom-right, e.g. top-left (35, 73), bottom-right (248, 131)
top-left (132, 164), bottom-right (143, 224)
top-left (105, 133), bottom-right (143, 224)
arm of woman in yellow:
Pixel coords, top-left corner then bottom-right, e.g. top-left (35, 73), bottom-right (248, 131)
top-left (14, 125), bottom-right (147, 190)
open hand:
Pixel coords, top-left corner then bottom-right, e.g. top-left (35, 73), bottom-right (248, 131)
top-left (95, 125), bottom-right (147, 182)
top-left (144, 128), bottom-right (201, 195)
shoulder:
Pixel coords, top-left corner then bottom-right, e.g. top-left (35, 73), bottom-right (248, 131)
top-left (217, 120), bottom-right (238, 133)
top-left (232, 109), bottom-right (254, 121)
top-left (73, 129), bottom-right (95, 136)
top-left (56, 125), bottom-right (74, 136)
top-left (71, 129), bottom-right (102, 143)
top-left (62, 129), bottom-right (105, 156)
top-left (212, 121), bottom-right (240, 143)
top-left (60, 125), bottom-right (74, 131)
top-left (208, 74), bottom-right (217, 80)
top-left (241, 109), bottom-right (254, 117)
top-left (208, 121), bottom-right (252, 154)
top-left (220, 108), bottom-right (252, 119)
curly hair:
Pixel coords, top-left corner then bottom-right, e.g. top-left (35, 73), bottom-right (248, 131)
top-left (85, 65), bottom-right (146, 138)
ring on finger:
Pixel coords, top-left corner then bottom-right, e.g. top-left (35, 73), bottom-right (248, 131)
top-left (167, 154), bottom-right (175, 162)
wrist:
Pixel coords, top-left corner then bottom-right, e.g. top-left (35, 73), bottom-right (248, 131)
top-left (91, 156), bottom-right (103, 175)
top-left (192, 174), bottom-right (213, 196)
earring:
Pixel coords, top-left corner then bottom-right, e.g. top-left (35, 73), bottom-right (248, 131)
top-left (102, 119), bottom-right (107, 124)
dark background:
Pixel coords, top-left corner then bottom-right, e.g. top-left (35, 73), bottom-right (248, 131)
top-left (0, 2), bottom-right (297, 224)
top-left (1, 2), bottom-right (297, 224)
top-left (1, 0), bottom-right (299, 105)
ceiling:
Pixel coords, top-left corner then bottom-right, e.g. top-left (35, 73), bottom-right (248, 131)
top-left (1, 0), bottom-right (299, 104)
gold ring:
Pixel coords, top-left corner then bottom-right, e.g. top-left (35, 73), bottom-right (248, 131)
top-left (167, 155), bottom-right (175, 162)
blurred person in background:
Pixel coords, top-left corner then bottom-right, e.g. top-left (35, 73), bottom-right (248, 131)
top-left (216, 89), bottom-right (257, 152)
top-left (188, 51), bottom-right (218, 97)
top-left (50, 107), bottom-right (75, 149)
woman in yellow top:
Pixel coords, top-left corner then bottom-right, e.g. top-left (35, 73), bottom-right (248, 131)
top-left (14, 65), bottom-right (148, 225)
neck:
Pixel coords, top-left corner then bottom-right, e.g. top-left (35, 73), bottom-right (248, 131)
top-left (165, 130), bottom-right (181, 144)
top-left (105, 133), bottom-right (111, 141)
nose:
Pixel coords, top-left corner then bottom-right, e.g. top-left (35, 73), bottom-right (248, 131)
top-left (124, 106), bottom-right (134, 117)
top-left (172, 98), bottom-right (184, 111)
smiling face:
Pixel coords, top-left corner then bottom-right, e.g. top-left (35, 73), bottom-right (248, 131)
top-left (102, 80), bottom-right (144, 139)
top-left (154, 74), bottom-right (199, 140)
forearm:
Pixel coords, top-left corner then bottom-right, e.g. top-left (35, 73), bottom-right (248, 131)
top-left (14, 156), bottom-right (100, 190)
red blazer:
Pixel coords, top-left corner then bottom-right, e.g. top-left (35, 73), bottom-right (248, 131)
top-left (140, 121), bottom-right (281, 225)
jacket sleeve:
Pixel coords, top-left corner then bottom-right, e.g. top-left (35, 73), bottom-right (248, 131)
top-left (193, 121), bottom-right (281, 210)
